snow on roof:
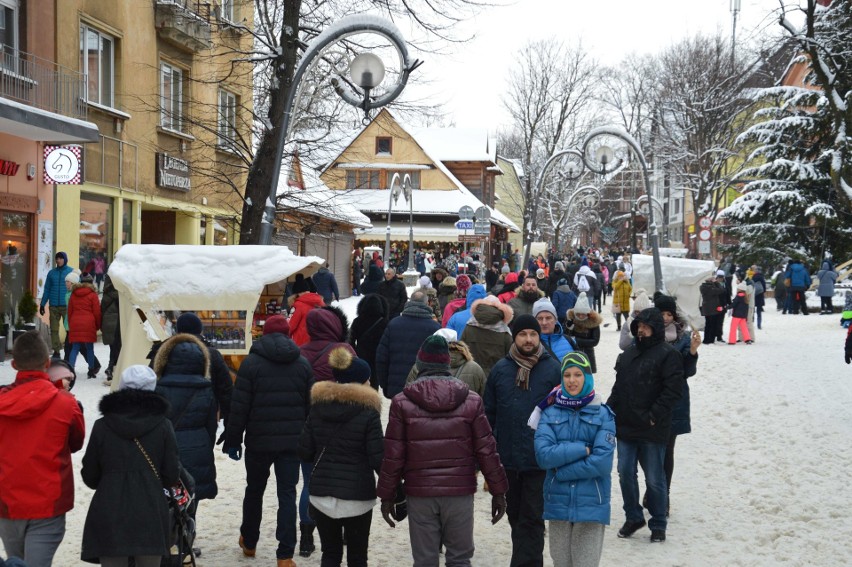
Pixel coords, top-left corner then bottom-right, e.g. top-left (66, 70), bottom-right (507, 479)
top-left (498, 156), bottom-right (525, 179)
top-left (108, 245), bottom-right (324, 307)
top-left (408, 126), bottom-right (497, 164)
top-left (342, 187), bottom-right (483, 216)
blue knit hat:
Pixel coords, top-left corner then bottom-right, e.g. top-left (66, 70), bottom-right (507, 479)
top-left (560, 351), bottom-right (594, 399)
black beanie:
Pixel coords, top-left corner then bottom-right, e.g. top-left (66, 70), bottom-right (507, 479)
top-left (653, 293), bottom-right (678, 316)
top-left (292, 273), bottom-right (310, 294)
top-left (511, 314), bottom-right (541, 339)
top-left (176, 312), bottom-right (203, 335)
top-left (329, 347), bottom-right (371, 384)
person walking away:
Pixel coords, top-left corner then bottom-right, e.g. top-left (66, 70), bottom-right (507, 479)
top-left (349, 294), bottom-right (389, 390)
top-left (647, 295), bottom-right (700, 515)
top-left (547, 262), bottom-right (567, 299)
top-left (592, 263), bottom-right (605, 312)
top-left (484, 315), bottom-right (561, 566)
top-left (531, 352), bottom-right (615, 567)
top-left (375, 291), bottom-right (440, 399)
top-left (817, 260), bottom-right (838, 314)
top-left (39, 252), bottom-right (74, 358)
top-left (611, 271), bottom-right (632, 331)
top-left (67, 274), bottom-right (102, 379)
top-left (223, 315), bottom-right (313, 567)
top-left (312, 264), bottom-right (340, 306)
top-left (751, 266), bottom-right (767, 329)
top-left (442, 274), bottom-right (472, 327)
top-left (607, 308), bottom-right (683, 543)
top-left (352, 251), bottom-right (364, 297)
top-left (728, 282), bottom-right (752, 345)
top-left (565, 293), bottom-right (602, 373)
top-left (572, 261), bottom-right (597, 311)
top-left (81, 365), bottom-right (180, 567)
top-left (359, 263), bottom-right (384, 296)
top-left (405, 328), bottom-right (487, 396)
top-left (416, 276), bottom-right (441, 321)
top-left (289, 274), bottom-right (326, 346)
top-left (437, 276), bottom-right (458, 316)
top-left (99, 275), bottom-right (121, 384)
top-left (784, 259), bottom-right (811, 315)
top-left (699, 271), bottom-right (727, 344)
top-left (0, 331), bottom-right (85, 567)
top-left (773, 267), bottom-right (788, 312)
top-left (446, 284), bottom-right (487, 339)
top-left (460, 296), bottom-right (514, 377)
top-left (378, 336), bottom-right (508, 567)
top-left (299, 348), bottom-right (384, 567)
top-left (551, 278), bottom-right (577, 329)
top-left (497, 272), bottom-right (521, 303)
top-left (153, 333), bottom-right (218, 553)
top-left (377, 268), bottom-right (409, 320)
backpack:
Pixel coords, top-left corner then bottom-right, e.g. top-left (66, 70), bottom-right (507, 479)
top-left (577, 274), bottom-right (591, 293)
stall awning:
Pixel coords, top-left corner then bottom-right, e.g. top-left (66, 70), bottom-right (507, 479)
top-left (355, 222), bottom-right (468, 243)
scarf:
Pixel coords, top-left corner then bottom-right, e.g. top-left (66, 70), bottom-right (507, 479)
top-left (664, 322), bottom-right (678, 343)
top-left (509, 342), bottom-right (544, 390)
top-left (554, 389), bottom-right (596, 409)
top-left (465, 316), bottom-right (512, 334)
top-left (527, 385), bottom-right (595, 429)
top-left (401, 301), bottom-right (435, 319)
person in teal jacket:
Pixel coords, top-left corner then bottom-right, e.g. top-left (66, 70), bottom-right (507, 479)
top-left (40, 252), bottom-right (74, 357)
top-left (532, 351), bottom-right (615, 567)
top-left (532, 298), bottom-right (576, 364)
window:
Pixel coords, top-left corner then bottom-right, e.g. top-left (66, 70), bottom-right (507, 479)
top-left (79, 194), bottom-right (113, 281)
top-left (345, 170), bottom-right (381, 189)
top-left (220, 0), bottom-right (234, 22)
top-left (400, 170), bottom-right (420, 189)
top-left (160, 62), bottom-right (184, 131)
top-left (218, 89), bottom-right (237, 146)
top-left (0, 0), bottom-right (17, 65)
top-left (80, 24), bottom-right (114, 107)
top-left (375, 137), bottom-right (392, 155)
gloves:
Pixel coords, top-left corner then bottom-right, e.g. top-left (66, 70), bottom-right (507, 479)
top-left (380, 499), bottom-right (396, 528)
top-left (227, 446), bottom-right (242, 461)
top-left (491, 493), bottom-right (507, 525)
top-left (39, 306), bottom-right (45, 316)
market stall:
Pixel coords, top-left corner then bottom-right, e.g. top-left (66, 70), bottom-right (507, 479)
top-left (631, 254), bottom-right (715, 328)
top-left (107, 245), bottom-right (324, 384)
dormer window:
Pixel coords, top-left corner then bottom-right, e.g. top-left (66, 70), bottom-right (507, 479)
top-left (375, 137), bottom-right (392, 155)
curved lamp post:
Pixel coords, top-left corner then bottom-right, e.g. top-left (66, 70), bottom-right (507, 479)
top-left (260, 15), bottom-right (423, 245)
top-left (386, 172), bottom-right (415, 275)
top-left (523, 127), bottom-right (664, 293)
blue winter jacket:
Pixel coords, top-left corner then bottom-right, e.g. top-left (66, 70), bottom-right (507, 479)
top-left (40, 252), bottom-right (73, 308)
top-left (485, 351), bottom-right (562, 471)
top-left (535, 397), bottom-right (615, 524)
top-left (446, 284), bottom-right (487, 338)
top-left (312, 267), bottom-right (340, 303)
top-left (785, 261), bottom-right (810, 290)
top-left (540, 323), bottom-right (576, 365)
top-left (551, 285), bottom-right (577, 323)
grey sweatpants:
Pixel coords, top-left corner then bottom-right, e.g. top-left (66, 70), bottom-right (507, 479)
top-left (0, 514), bottom-right (65, 567)
top-left (408, 494), bottom-right (475, 567)
top-left (548, 521), bottom-right (605, 567)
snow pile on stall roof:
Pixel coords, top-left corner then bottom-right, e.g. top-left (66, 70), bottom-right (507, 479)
top-left (631, 254), bottom-right (716, 326)
top-left (108, 245), bottom-right (324, 302)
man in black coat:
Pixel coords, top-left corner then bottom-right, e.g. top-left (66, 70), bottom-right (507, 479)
top-left (377, 268), bottom-right (409, 319)
top-left (223, 315), bottom-right (314, 565)
top-left (607, 308), bottom-right (683, 543)
top-left (699, 271), bottom-right (728, 344)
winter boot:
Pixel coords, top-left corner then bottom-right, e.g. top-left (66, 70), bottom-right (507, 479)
top-left (299, 522), bottom-right (315, 558)
top-left (277, 560), bottom-right (297, 567)
top-left (617, 519), bottom-right (646, 538)
top-left (238, 535), bottom-right (255, 557)
top-left (650, 529), bottom-right (666, 542)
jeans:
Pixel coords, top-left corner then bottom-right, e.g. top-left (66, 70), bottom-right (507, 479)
top-left (68, 342), bottom-right (95, 371)
top-left (241, 450), bottom-right (300, 560)
top-left (616, 439), bottom-right (668, 531)
top-left (300, 461), bottom-right (315, 527)
top-left (309, 505), bottom-right (372, 567)
top-left (505, 469), bottom-right (545, 567)
top-left (0, 514), bottom-right (65, 567)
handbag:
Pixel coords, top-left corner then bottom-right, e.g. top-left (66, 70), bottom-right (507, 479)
top-left (753, 281), bottom-right (765, 295)
top-left (611, 303), bottom-right (621, 314)
top-left (134, 438), bottom-right (191, 509)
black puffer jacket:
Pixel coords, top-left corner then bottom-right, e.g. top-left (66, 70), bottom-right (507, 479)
top-left (99, 276), bottom-right (119, 345)
top-left (225, 332), bottom-right (314, 454)
top-left (299, 381), bottom-right (384, 501)
top-left (607, 308), bottom-right (684, 444)
top-left (375, 301), bottom-right (441, 399)
top-left (377, 276), bottom-right (408, 319)
top-left (349, 294), bottom-right (389, 389)
top-left (81, 389), bottom-right (180, 563)
top-left (154, 333), bottom-right (218, 500)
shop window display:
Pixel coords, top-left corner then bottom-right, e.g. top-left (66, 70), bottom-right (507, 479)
top-left (1, 212), bottom-right (30, 327)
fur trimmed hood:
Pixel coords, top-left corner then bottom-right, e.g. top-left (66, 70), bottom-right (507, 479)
top-left (566, 308), bottom-right (602, 330)
top-left (310, 380), bottom-right (381, 413)
top-left (307, 306), bottom-right (350, 343)
top-left (153, 333), bottom-right (211, 379)
top-left (450, 340), bottom-right (474, 363)
top-left (470, 297), bottom-right (513, 325)
top-left (98, 388), bottom-right (170, 440)
top-left (71, 282), bottom-right (98, 294)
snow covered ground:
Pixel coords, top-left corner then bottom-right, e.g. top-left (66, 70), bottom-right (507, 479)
top-left (7, 299), bottom-right (851, 566)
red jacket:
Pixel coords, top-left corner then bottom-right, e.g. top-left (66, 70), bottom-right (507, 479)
top-left (0, 372), bottom-right (85, 519)
top-left (289, 292), bottom-right (325, 346)
top-left (377, 376), bottom-right (508, 500)
top-left (441, 297), bottom-right (466, 328)
top-left (68, 284), bottom-right (101, 343)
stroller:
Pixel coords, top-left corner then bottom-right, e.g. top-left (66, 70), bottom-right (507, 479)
top-left (163, 468), bottom-right (197, 567)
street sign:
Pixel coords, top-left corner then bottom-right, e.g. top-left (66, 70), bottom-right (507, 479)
top-left (475, 206), bottom-right (491, 221)
top-left (458, 206), bottom-right (474, 220)
top-left (698, 216), bottom-right (712, 229)
top-left (474, 220), bottom-right (490, 235)
top-left (698, 240), bottom-right (711, 254)
top-left (459, 234), bottom-right (487, 243)
top-left (698, 229), bottom-right (712, 241)
top-left (455, 220), bottom-right (474, 230)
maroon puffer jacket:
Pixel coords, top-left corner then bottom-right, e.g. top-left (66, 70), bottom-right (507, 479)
top-left (376, 375), bottom-right (508, 500)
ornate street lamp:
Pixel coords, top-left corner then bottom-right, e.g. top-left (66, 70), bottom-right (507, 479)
top-left (260, 15), bottom-right (423, 245)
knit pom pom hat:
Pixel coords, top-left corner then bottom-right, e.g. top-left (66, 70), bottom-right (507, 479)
top-left (415, 335), bottom-right (451, 374)
top-left (329, 347), bottom-right (372, 384)
top-left (633, 289), bottom-right (652, 313)
top-left (573, 292), bottom-right (591, 315)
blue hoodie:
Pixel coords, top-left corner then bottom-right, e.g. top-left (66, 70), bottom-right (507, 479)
top-left (41, 252), bottom-right (74, 308)
top-left (446, 284), bottom-right (487, 338)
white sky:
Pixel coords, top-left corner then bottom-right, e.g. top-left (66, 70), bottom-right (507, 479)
top-left (404, 0), bottom-right (787, 131)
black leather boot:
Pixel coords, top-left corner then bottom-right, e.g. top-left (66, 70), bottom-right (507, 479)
top-left (299, 522), bottom-right (315, 557)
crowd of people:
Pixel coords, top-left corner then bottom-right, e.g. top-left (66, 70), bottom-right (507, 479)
top-left (2, 246), bottom-right (845, 567)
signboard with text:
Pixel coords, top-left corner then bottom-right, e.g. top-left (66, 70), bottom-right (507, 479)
top-left (44, 145), bottom-right (82, 184)
top-left (156, 153), bottom-right (191, 192)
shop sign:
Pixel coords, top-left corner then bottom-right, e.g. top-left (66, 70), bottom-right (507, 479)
top-left (156, 153), bottom-right (191, 192)
top-left (43, 145), bottom-right (82, 184)
top-left (0, 159), bottom-right (19, 176)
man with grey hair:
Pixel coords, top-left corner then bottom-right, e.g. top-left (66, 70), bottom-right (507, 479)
top-left (378, 267), bottom-right (409, 319)
top-left (376, 289), bottom-right (440, 399)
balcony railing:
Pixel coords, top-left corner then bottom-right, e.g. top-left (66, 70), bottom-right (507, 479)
top-left (155, 0), bottom-right (213, 52)
top-left (84, 134), bottom-right (138, 191)
top-left (0, 48), bottom-right (88, 120)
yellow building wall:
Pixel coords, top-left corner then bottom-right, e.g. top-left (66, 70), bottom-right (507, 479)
top-left (321, 110), bottom-right (458, 190)
top-left (495, 157), bottom-right (525, 253)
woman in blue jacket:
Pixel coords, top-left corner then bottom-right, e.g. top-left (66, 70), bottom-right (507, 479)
top-left (532, 352), bottom-right (615, 567)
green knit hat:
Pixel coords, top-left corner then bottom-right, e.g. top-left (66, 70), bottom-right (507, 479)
top-left (560, 351), bottom-right (594, 398)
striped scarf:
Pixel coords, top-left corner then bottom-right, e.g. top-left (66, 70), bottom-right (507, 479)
top-left (509, 343), bottom-right (544, 390)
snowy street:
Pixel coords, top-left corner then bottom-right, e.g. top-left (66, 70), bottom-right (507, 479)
top-left (7, 301), bottom-right (851, 566)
